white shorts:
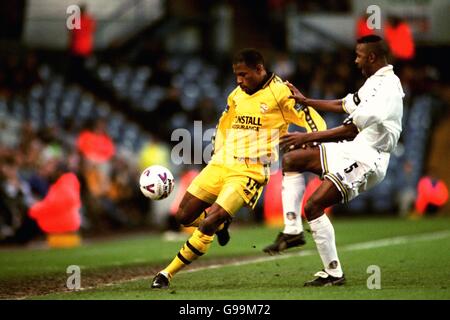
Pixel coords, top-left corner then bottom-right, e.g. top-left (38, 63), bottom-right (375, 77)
top-left (318, 142), bottom-right (390, 203)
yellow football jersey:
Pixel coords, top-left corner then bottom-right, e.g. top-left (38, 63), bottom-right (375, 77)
top-left (211, 73), bottom-right (326, 165)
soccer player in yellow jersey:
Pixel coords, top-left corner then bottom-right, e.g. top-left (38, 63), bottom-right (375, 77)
top-left (151, 48), bottom-right (326, 289)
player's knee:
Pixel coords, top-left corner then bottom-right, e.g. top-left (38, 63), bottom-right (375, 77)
top-left (175, 207), bottom-right (194, 226)
top-left (200, 208), bottom-right (229, 235)
top-left (304, 198), bottom-right (322, 221)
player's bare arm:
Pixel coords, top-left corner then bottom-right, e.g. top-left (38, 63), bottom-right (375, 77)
top-left (285, 81), bottom-right (345, 114)
top-left (280, 123), bottom-right (358, 152)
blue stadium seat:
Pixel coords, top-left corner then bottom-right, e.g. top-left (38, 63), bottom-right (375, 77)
top-left (0, 97), bottom-right (8, 117)
top-left (172, 74), bottom-right (186, 89)
top-left (135, 66), bottom-right (152, 82)
top-left (200, 82), bottom-right (220, 99)
top-left (11, 99), bottom-right (26, 121)
top-left (27, 101), bottom-right (40, 127)
top-left (30, 84), bottom-right (44, 100)
top-left (97, 64), bottom-right (113, 82)
top-left (167, 56), bottom-right (184, 73)
top-left (96, 103), bottom-right (111, 119)
top-left (170, 113), bottom-right (189, 131)
top-left (180, 95), bottom-right (197, 111)
top-left (182, 83), bottom-right (200, 100)
top-left (38, 64), bottom-right (52, 82)
top-left (107, 113), bottom-right (125, 141)
top-left (183, 58), bottom-right (203, 79)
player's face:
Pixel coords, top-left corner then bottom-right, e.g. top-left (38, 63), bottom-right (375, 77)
top-left (355, 44), bottom-right (370, 77)
top-left (233, 63), bottom-right (264, 94)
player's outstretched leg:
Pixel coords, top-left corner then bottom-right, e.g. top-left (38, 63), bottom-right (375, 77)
top-left (263, 172), bottom-right (306, 254)
top-left (174, 193), bottom-right (231, 247)
top-left (151, 201), bottom-right (230, 289)
top-left (302, 180), bottom-right (345, 287)
top-left (281, 147), bottom-right (345, 286)
top-left (151, 192), bottom-right (209, 289)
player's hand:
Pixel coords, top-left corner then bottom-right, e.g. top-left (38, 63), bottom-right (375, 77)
top-left (285, 81), bottom-right (307, 105)
top-left (280, 132), bottom-right (308, 152)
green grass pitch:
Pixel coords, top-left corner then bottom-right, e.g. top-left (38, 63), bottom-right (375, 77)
top-left (1, 216), bottom-right (450, 300)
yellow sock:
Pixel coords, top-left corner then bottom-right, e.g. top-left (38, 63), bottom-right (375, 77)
top-left (163, 228), bottom-right (214, 279)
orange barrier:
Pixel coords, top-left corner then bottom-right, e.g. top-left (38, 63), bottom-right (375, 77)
top-left (415, 177), bottom-right (449, 215)
top-left (29, 173), bottom-right (82, 247)
top-left (263, 171), bottom-right (284, 226)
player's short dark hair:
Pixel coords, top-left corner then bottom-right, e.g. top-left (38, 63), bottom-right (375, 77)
top-left (357, 34), bottom-right (383, 44)
top-left (356, 35), bottom-right (389, 59)
top-left (233, 48), bottom-right (265, 69)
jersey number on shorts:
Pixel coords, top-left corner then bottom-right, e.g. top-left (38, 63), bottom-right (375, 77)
top-left (344, 162), bottom-right (359, 174)
top-left (246, 178), bottom-right (259, 190)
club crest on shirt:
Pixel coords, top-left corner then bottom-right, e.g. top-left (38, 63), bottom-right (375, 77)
top-left (260, 103), bottom-right (269, 113)
top-left (294, 102), bottom-right (305, 112)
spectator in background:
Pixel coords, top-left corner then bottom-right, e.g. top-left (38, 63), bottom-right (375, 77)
top-left (81, 159), bottom-right (127, 230)
top-left (77, 118), bottom-right (115, 163)
top-left (0, 154), bottom-right (40, 244)
top-left (384, 16), bottom-right (415, 61)
top-left (397, 160), bottom-right (416, 217)
top-left (68, 3), bottom-right (96, 82)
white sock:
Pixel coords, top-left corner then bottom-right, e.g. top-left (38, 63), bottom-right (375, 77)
top-left (282, 172), bottom-right (305, 235)
top-left (308, 214), bottom-right (343, 277)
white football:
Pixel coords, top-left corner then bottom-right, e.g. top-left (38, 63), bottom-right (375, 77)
top-left (139, 165), bottom-right (175, 200)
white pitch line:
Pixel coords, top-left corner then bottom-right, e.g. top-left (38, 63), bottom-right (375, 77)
top-left (23, 229), bottom-right (450, 299)
top-left (183, 229), bottom-right (450, 273)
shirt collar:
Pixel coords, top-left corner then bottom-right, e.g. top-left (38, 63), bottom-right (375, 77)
top-left (373, 64), bottom-right (394, 77)
top-left (245, 72), bottom-right (274, 95)
top-left (262, 72), bottom-right (275, 88)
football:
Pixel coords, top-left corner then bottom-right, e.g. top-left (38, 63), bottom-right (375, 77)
top-left (139, 165), bottom-right (175, 200)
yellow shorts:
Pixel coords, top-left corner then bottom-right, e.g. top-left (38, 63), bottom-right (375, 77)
top-left (186, 161), bottom-right (270, 216)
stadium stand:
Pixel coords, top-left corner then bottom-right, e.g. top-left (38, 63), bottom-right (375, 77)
top-left (1, 0), bottom-right (448, 244)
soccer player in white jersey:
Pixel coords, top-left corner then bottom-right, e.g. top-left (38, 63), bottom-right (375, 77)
top-left (280, 35), bottom-right (404, 286)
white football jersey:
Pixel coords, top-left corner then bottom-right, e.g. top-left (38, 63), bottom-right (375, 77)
top-left (342, 65), bottom-right (404, 154)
